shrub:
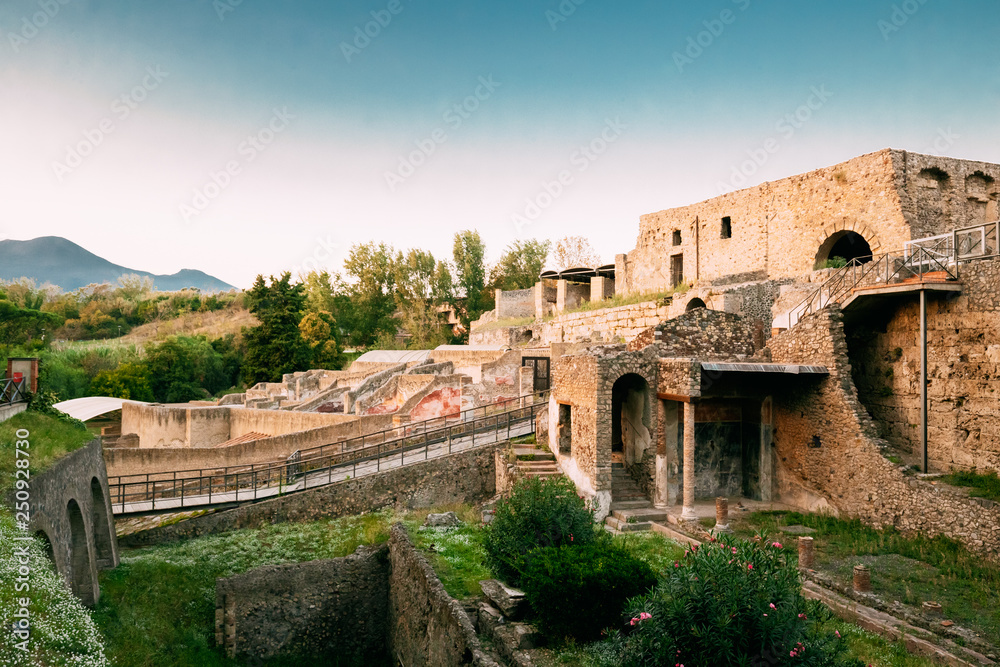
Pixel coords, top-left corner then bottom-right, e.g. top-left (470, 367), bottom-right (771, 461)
top-left (597, 533), bottom-right (860, 667)
top-left (482, 476), bottom-right (595, 585)
top-left (522, 539), bottom-right (657, 641)
top-left (820, 256), bottom-right (848, 269)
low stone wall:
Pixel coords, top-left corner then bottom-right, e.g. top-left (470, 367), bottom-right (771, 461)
top-left (768, 307), bottom-right (1000, 558)
top-left (629, 308), bottom-right (758, 357)
top-left (541, 301), bottom-right (669, 344)
top-left (106, 413), bottom-right (395, 478)
top-left (0, 402), bottom-right (26, 423)
top-left (119, 442), bottom-right (503, 547)
top-left (214, 526), bottom-right (499, 666)
top-left (496, 288), bottom-right (534, 319)
top-left (216, 545), bottom-right (391, 662)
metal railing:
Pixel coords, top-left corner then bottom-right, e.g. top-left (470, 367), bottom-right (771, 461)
top-left (786, 245), bottom-right (959, 329)
top-left (108, 392), bottom-right (548, 514)
top-left (0, 378), bottom-right (26, 406)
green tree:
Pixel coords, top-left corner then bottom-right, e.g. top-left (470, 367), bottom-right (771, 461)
top-left (241, 273), bottom-right (312, 385)
top-left (90, 362), bottom-right (155, 401)
top-left (341, 243), bottom-right (399, 347)
top-left (489, 239), bottom-right (550, 291)
top-left (394, 249), bottom-right (450, 349)
top-left (299, 311), bottom-right (345, 369)
top-left (144, 336), bottom-right (229, 402)
top-left (452, 230), bottom-right (491, 327)
top-left (0, 299), bottom-right (63, 356)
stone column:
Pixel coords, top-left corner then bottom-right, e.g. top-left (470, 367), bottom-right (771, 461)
top-left (555, 280), bottom-right (568, 314)
top-left (798, 536), bottom-right (814, 569)
top-left (654, 399), bottom-right (668, 508)
top-left (681, 401), bottom-right (697, 521)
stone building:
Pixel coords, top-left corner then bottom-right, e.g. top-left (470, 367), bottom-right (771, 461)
top-left (474, 149), bottom-right (1000, 557)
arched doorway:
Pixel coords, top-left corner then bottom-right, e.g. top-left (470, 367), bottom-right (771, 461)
top-left (685, 298), bottom-right (707, 312)
top-left (90, 478), bottom-right (115, 570)
top-left (67, 499), bottom-right (95, 605)
top-left (611, 374), bottom-right (652, 466)
top-left (815, 230), bottom-right (873, 268)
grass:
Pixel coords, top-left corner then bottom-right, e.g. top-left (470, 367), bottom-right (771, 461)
top-left (0, 411), bottom-right (93, 492)
top-left (93, 510), bottom-right (395, 667)
top-left (943, 468), bottom-right (1000, 502)
top-left (558, 288), bottom-right (679, 317)
top-left (473, 316), bottom-right (535, 332)
top-left (727, 511), bottom-right (1000, 647)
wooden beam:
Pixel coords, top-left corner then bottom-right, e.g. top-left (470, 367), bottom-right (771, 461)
top-left (657, 392), bottom-right (693, 403)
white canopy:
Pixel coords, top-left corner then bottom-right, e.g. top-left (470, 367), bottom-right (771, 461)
top-left (53, 397), bottom-right (144, 421)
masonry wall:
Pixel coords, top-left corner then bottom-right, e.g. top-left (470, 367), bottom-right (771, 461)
top-left (216, 545), bottom-right (390, 663)
top-left (768, 307), bottom-right (1000, 558)
top-left (495, 288), bottom-right (534, 319)
top-left (622, 149), bottom-right (1000, 293)
top-left (106, 414), bottom-right (396, 478)
top-left (13, 439), bottom-right (119, 606)
top-left (119, 442), bottom-right (502, 547)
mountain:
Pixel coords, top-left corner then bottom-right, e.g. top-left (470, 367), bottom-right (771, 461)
top-left (0, 237), bottom-right (236, 293)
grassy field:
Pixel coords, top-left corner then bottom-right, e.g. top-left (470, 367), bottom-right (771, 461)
top-left (943, 468), bottom-right (1000, 502)
top-left (718, 510), bottom-right (1000, 649)
top-left (0, 411), bottom-right (93, 493)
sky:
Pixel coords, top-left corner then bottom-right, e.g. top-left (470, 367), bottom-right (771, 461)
top-left (2, 0), bottom-right (999, 289)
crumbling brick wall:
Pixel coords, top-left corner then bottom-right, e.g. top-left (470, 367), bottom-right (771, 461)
top-left (848, 258), bottom-right (1000, 472)
top-left (768, 306), bottom-right (1000, 558)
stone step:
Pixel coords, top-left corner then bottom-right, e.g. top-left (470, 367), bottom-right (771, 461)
top-left (609, 500), bottom-right (653, 510)
top-left (603, 516), bottom-right (653, 532)
top-left (513, 447), bottom-right (554, 460)
top-left (516, 460), bottom-right (559, 468)
top-left (612, 508), bottom-right (670, 523)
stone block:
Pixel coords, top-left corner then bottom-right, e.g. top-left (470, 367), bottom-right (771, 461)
top-left (480, 579), bottom-right (527, 620)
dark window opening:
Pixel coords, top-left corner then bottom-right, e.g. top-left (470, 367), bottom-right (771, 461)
top-left (670, 254), bottom-right (684, 287)
top-left (672, 230), bottom-right (682, 246)
top-left (557, 403), bottom-right (572, 454)
top-left (721, 216), bottom-right (732, 239)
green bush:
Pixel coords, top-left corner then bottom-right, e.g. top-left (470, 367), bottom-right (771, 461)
top-left (597, 533), bottom-right (860, 667)
top-left (522, 539), bottom-right (657, 642)
top-left (482, 476), bottom-right (595, 585)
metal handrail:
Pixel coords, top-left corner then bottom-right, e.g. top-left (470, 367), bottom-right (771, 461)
top-left (108, 390), bottom-right (548, 486)
top-left (108, 393), bottom-right (548, 514)
top-left (0, 378), bottom-right (26, 406)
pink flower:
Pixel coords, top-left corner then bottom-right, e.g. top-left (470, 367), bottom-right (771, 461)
top-left (732, 547), bottom-right (737, 554)
top-left (772, 542), bottom-right (783, 548)
top-left (790, 651), bottom-right (796, 657)
top-left (835, 630), bottom-right (841, 638)
top-left (769, 603), bottom-right (776, 609)
top-left (748, 564), bottom-right (753, 570)
top-left (674, 561), bottom-right (680, 568)
top-left (763, 613), bottom-right (768, 617)
top-left (798, 613), bottom-right (806, 619)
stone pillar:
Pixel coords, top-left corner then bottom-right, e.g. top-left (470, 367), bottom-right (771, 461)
top-left (798, 536), bottom-right (814, 569)
top-left (714, 497), bottom-right (730, 532)
top-left (555, 280), bottom-right (568, 314)
top-left (654, 400), bottom-right (668, 508)
top-left (681, 401), bottom-right (697, 521)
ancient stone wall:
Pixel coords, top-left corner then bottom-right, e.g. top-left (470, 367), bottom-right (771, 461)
top-left (848, 257), bottom-right (1000, 472)
top-left (629, 308), bottom-right (759, 358)
top-left (388, 525), bottom-right (499, 667)
top-left (495, 288), bottom-right (534, 319)
top-left (621, 150), bottom-right (1000, 294)
top-left (768, 307), bottom-right (1000, 558)
top-left (215, 545), bottom-right (390, 663)
top-left (119, 442), bottom-right (502, 547)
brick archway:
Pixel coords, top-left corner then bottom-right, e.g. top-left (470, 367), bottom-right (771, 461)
top-left (814, 224), bottom-right (880, 268)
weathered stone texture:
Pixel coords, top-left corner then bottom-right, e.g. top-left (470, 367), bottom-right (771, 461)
top-left (768, 307), bottom-right (1000, 558)
top-left (849, 257), bottom-right (1000, 472)
top-left (630, 308), bottom-right (759, 358)
top-left (622, 149), bottom-right (1000, 293)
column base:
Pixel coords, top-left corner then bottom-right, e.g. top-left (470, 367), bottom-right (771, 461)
top-left (680, 506), bottom-right (698, 521)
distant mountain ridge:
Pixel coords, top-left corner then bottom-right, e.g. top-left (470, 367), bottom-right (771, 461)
top-left (0, 236), bottom-right (236, 293)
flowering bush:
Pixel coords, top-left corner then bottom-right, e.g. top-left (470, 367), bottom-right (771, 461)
top-left (482, 476), bottom-right (596, 585)
top-left (0, 513), bottom-right (109, 666)
top-left (596, 533), bottom-right (862, 667)
top-left (522, 539), bottom-right (657, 641)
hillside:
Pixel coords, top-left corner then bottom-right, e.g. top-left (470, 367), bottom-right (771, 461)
top-left (0, 236), bottom-right (235, 292)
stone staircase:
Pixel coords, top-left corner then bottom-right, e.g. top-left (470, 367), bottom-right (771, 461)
top-left (604, 461), bottom-right (669, 532)
top-left (512, 446), bottom-right (562, 480)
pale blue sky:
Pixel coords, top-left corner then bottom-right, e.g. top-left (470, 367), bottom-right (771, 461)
top-left (2, 0), bottom-right (998, 287)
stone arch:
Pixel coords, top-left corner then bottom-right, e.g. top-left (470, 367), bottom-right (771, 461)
top-left (965, 171), bottom-right (997, 224)
top-left (611, 373), bottom-right (653, 467)
top-left (66, 499), bottom-right (96, 605)
top-left (685, 297), bottom-right (707, 312)
top-left (814, 230), bottom-right (874, 268)
top-left (918, 167), bottom-right (950, 187)
top-left (90, 478), bottom-right (115, 570)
